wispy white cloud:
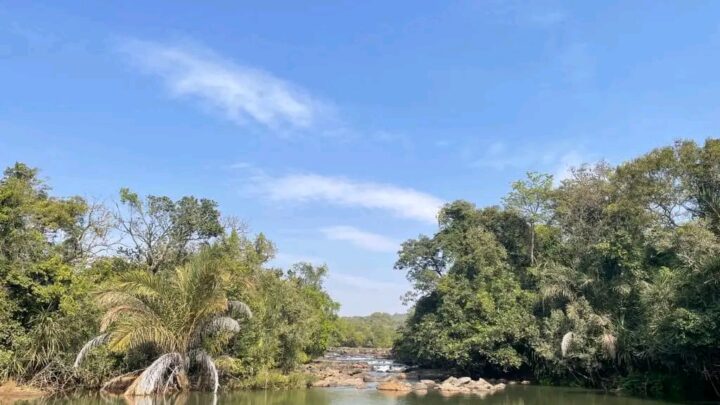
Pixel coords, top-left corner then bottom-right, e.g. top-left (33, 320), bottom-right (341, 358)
top-left (271, 252), bottom-right (326, 268)
top-left (553, 150), bottom-right (585, 184)
top-left (473, 140), bottom-right (563, 170)
top-left (321, 226), bottom-right (398, 253)
top-left (118, 39), bottom-right (329, 131)
top-left (327, 272), bottom-right (409, 315)
top-left (474, 141), bottom-right (524, 170)
top-left (471, 140), bottom-right (591, 183)
top-left (257, 173), bottom-right (443, 223)
top-left (329, 272), bottom-right (402, 292)
top-left (369, 130), bottom-right (414, 150)
top-left (482, 1), bottom-right (568, 28)
top-left (227, 161), bottom-right (255, 170)
top-left (526, 9), bottom-right (567, 27)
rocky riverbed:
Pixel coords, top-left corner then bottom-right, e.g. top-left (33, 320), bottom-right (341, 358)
top-left (304, 348), bottom-right (530, 397)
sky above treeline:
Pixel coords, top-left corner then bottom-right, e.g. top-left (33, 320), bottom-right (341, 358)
top-left (1, 1), bottom-right (719, 315)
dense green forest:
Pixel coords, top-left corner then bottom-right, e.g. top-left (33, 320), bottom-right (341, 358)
top-left (2, 138), bottom-right (719, 399)
top-left (334, 313), bottom-right (406, 348)
top-left (0, 163), bottom-right (339, 392)
top-left (393, 139), bottom-right (720, 398)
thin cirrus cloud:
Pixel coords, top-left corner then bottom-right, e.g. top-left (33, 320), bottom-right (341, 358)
top-left (553, 150), bottom-right (586, 184)
top-left (118, 39), bottom-right (328, 131)
top-left (473, 141), bottom-right (587, 171)
top-left (328, 272), bottom-right (404, 293)
top-left (483, 1), bottom-right (568, 28)
top-left (524, 9), bottom-right (567, 27)
top-left (321, 226), bottom-right (399, 253)
top-left (258, 173), bottom-right (444, 224)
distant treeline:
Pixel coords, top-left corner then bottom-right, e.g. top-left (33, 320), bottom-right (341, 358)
top-left (332, 313), bottom-right (406, 348)
top-left (393, 139), bottom-right (720, 399)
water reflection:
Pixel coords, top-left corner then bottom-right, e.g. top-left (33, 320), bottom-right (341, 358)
top-left (9, 386), bottom-right (673, 405)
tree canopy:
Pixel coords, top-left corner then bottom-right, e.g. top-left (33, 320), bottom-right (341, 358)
top-left (0, 164), bottom-right (339, 393)
top-left (394, 139), bottom-right (720, 399)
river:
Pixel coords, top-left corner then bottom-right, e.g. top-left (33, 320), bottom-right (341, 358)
top-left (11, 351), bottom-right (676, 404)
top-left (18, 386), bottom-right (675, 404)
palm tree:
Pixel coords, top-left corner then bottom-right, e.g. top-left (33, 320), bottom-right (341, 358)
top-left (535, 262), bottom-right (618, 362)
top-left (74, 257), bottom-right (251, 396)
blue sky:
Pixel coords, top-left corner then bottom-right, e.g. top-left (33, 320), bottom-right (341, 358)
top-left (2, 1), bottom-right (719, 315)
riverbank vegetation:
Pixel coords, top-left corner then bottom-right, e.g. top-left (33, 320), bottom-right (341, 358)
top-left (393, 139), bottom-right (720, 399)
top-left (2, 138), bottom-right (719, 400)
top-left (0, 163), bottom-right (338, 394)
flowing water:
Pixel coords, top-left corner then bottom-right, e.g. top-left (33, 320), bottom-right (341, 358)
top-left (14, 386), bottom-right (675, 405)
top-left (10, 353), bottom-right (677, 404)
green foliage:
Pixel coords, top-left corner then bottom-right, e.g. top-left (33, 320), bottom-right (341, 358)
top-left (3, 137), bottom-right (720, 400)
top-left (394, 201), bottom-right (538, 374)
top-left (220, 365), bottom-right (313, 390)
top-left (0, 163), bottom-right (98, 383)
top-left (333, 313), bottom-right (405, 348)
top-left (503, 172), bottom-right (554, 265)
top-left (0, 163), bottom-right (338, 392)
top-left (225, 257), bottom-right (339, 374)
top-left (116, 187), bottom-right (223, 273)
top-left (90, 255), bottom-right (243, 356)
top-left (394, 139), bottom-right (720, 398)
top-left (620, 372), bottom-right (685, 399)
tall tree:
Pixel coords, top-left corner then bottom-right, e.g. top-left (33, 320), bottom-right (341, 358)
top-left (394, 201), bottom-right (537, 374)
top-left (503, 172), bottom-right (553, 266)
top-left (0, 163), bottom-right (100, 380)
top-left (115, 188), bottom-right (223, 273)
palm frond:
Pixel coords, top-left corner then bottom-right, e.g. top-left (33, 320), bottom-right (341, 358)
top-left (80, 258), bottom-right (243, 394)
top-left (96, 291), bottom-right (152, 310)
top-left (191, 292), bottom-right (229, 326)
top-left (208, 317), bottom-right (241, 334)
top-left (74, 334), bottom-right (108, 368)
top-left (611, 283), bottom-right (632, 297)
top-left (561, 332), bottom-right (574, 357)
top-left (540, 284), bottom-right (574, 301)
top-left (194, 351), bottom-right (219, 393)
top-left (576, 271), bottom-right (596, 287)
top-left (227, 301), bottom-right (253, 319)
top-left (22, 314), bottom-right (73, 372)
top-left (112, 271), bottom-right (165, 298)
top-left (109, 323), bottom-right (178, 354)
top-left (601, 333), bottom-right (617, 360)
top-left (128, 352), bottom-right (186, 396)
top-left (100, 304), bottom-right (151, 332)
top-left (590, 313), bottom-right (611, 328)
top-left (177, 262), bottom-right (229, 327)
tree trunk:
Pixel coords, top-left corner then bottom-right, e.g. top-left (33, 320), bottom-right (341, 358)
top-left (530, 224), bottom-right (535, 266)
top-left (123, 353), bottom-right (189, 396)
top-left (101, 370), bottom-right (143, 395)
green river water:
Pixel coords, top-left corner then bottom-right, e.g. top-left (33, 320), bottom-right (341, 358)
top-left (14, 386), bottom-right (676, 405)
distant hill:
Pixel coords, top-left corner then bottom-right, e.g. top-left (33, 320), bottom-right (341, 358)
top-left (333, 312), bottom-right (407, 348)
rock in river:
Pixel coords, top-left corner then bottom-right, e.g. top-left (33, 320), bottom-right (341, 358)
top-left (377, 380), bottom-right (413, 392)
